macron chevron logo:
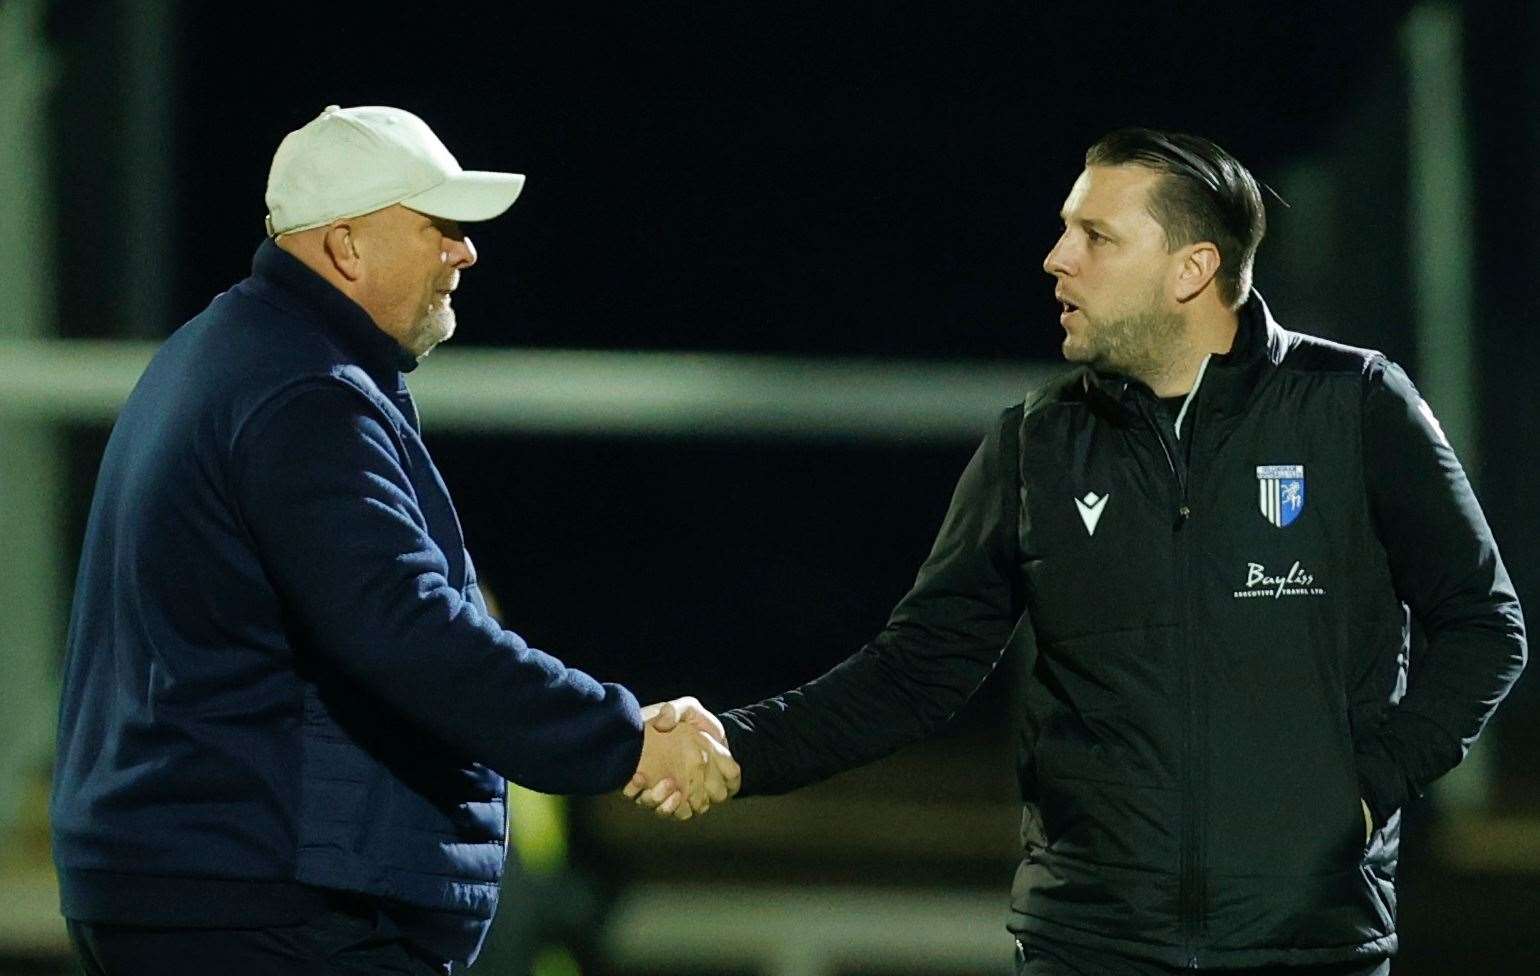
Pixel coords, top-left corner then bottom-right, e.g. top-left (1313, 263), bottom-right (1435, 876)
top-left (1075, 491), bottom-right (1109, 536)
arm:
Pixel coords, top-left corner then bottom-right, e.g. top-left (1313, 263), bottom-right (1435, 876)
top-left (235, 380), bottom-right (644, 794)
top-left (717, 406), bottom-right (1026, 796)
top-left (1354, 359), bottom-right (1527, 827)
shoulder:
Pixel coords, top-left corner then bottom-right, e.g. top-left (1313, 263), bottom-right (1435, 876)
top-left (196, 285), bottom-right (399, 413)
top-left (1271, 325), bottom-right (1386, 380)
top-left (979, 367), bottom-right (1093, 477)
top-left (979, 367), bottom-right (1083, 439)
top-left (996, 366), bottom-right (1101, 447)
top-left (1021, 366), bottom-right (1091, 418)
top-left (1264, 327), bottom-right (1442, 444)
top-left (231, 372), bottom-right (407, 474)
top-left (993, 366), bottom-right (1092, 439)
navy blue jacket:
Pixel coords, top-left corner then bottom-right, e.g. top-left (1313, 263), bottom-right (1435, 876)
top-left (52, 240), bottom-right (644, 966)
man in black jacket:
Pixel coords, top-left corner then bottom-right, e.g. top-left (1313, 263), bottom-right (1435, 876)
top-left (630, 128), bottom-right (1527, 974)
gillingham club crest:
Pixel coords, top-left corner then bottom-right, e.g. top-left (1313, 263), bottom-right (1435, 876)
top-left (1256, 464), bottom-right (1305, 528)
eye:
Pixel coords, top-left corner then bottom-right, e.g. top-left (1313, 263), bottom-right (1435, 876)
top-left (1086, 228), bottom-right (1107, 245)
top-left (425, 216), bottom-right (464, 241)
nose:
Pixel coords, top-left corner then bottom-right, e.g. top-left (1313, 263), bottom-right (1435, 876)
top-left (1043, 230), bottom-right (1072, 277)
top-left (444, 235), bottom-right (477, 269)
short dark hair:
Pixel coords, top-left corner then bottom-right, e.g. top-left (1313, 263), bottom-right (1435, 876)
top-left (1085, 127), bottom-right (1265, 309)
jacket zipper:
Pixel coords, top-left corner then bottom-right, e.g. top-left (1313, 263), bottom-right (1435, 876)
top-left (1135, 361), bottom-right (1209, 969)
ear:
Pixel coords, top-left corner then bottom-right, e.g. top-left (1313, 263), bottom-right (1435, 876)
top-left (1174, 241), bottom-right (1221, 303)
top-left (321, 223), bottom-right (364, 282)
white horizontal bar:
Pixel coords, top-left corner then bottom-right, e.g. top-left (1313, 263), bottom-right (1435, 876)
top-left (0, 339), bottom-right (1054, 441)
top-left (601, 883), bottom-right (1014, 975)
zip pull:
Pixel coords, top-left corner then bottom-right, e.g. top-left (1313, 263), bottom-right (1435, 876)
top-left (1175, 504), bottom-right (1192, 528)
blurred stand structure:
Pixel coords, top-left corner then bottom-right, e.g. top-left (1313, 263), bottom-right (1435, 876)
top-left (2, 1), bottom-right (1539, 974)
top-left (0, 1), bottom-right (73, 968)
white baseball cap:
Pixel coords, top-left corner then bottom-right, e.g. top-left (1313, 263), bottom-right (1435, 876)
top-left (264, 104), bottom-right (525, 237)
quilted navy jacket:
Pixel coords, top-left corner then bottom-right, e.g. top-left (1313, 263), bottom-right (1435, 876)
top-left (52, 240), bottom-right (643, 966)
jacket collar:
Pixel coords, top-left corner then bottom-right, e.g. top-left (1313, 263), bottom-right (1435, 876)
top-left (1082, 290), bottom-right (1287, 424)
top-left (249, 238), bottom-right (419, 385)
top-left (1197, 290), bottom-right (1288, 418)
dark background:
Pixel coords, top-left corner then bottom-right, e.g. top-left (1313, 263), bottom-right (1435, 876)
top-left (32, 0), bottom-right (1540, 972)
top-left (53, 1), bottom-right (1420, 357)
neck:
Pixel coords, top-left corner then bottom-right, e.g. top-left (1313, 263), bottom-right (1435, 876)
top-left (275, 234), bottom-right (403, 343)
top-left (276, 234), bottom-right (350, 296)
top-left (1144, 302), bottom-right (1238, 397)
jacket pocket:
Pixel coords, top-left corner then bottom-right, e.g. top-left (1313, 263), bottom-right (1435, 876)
top-left (1030, 774), bottom-right (1181, 872)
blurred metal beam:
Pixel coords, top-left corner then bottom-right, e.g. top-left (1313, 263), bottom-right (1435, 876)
top-left (0, 339), bottom-right (1055, 441)
top-left (603, 884), bottom-right (1013, 976)
top-left (121, 0), bottom-right (176, 339)
top-left (1404, 1), bottom-right (1491, 812)
top-left (1405, 3), bottom-right (1478, 464)
top-left (0, 0), bottom-right (65, 851)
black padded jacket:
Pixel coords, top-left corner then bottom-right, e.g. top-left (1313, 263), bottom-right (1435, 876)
top-left (720, 293), bottom-right (1526, 968)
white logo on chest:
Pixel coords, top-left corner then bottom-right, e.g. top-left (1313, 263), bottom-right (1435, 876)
top-left (1074, 492), bottom-right (1109, 536)
top-left (1233, 560), bottom-right (1327, 600)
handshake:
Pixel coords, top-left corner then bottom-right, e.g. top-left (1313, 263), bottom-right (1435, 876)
top-left (623, 697), bottom-right (741, 821)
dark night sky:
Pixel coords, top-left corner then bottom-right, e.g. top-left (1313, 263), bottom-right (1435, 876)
top-left (146, 1), bottom-right (1415, 359)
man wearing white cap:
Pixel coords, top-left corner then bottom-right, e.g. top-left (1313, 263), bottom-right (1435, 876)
top-left (51, 105), bottom-right (737, 974)
top-left (264, 104), bottom-right (525, 360)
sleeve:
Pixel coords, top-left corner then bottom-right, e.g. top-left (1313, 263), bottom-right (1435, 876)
top-left (1354, 359), bottom-right (1527, 827)
top-left (719, 406), bottom-right (1026, 796)
top-left (233, 380), bottom-right (643, 795)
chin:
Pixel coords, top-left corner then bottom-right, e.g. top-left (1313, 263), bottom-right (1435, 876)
top-left (1061, 336), bottom-right (1094, 365)
top-left (412, 309), bottom-right (457, 358)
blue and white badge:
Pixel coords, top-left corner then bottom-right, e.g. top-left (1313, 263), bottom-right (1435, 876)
top-left (1256, 464), bottom-right (1305, 528)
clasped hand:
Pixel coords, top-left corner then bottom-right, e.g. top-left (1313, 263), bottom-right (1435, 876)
top-left (623, 696), bottom-right (741, 821)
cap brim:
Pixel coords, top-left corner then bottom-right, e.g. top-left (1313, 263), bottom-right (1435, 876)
top-left (401, 171), bottom-right (525, 222)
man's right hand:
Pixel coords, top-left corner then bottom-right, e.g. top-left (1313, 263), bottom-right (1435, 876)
top-left (624, 697), bottom-right (740, 819)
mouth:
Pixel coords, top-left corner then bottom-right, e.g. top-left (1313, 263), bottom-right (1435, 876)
top-left (1058, 296), bottom-right (1081, 325)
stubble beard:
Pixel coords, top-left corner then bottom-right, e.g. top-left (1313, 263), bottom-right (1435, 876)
top-left (408, 300), bottom-right (457, 360)
top-left (1069, 289), bottom-right (1184, 386)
